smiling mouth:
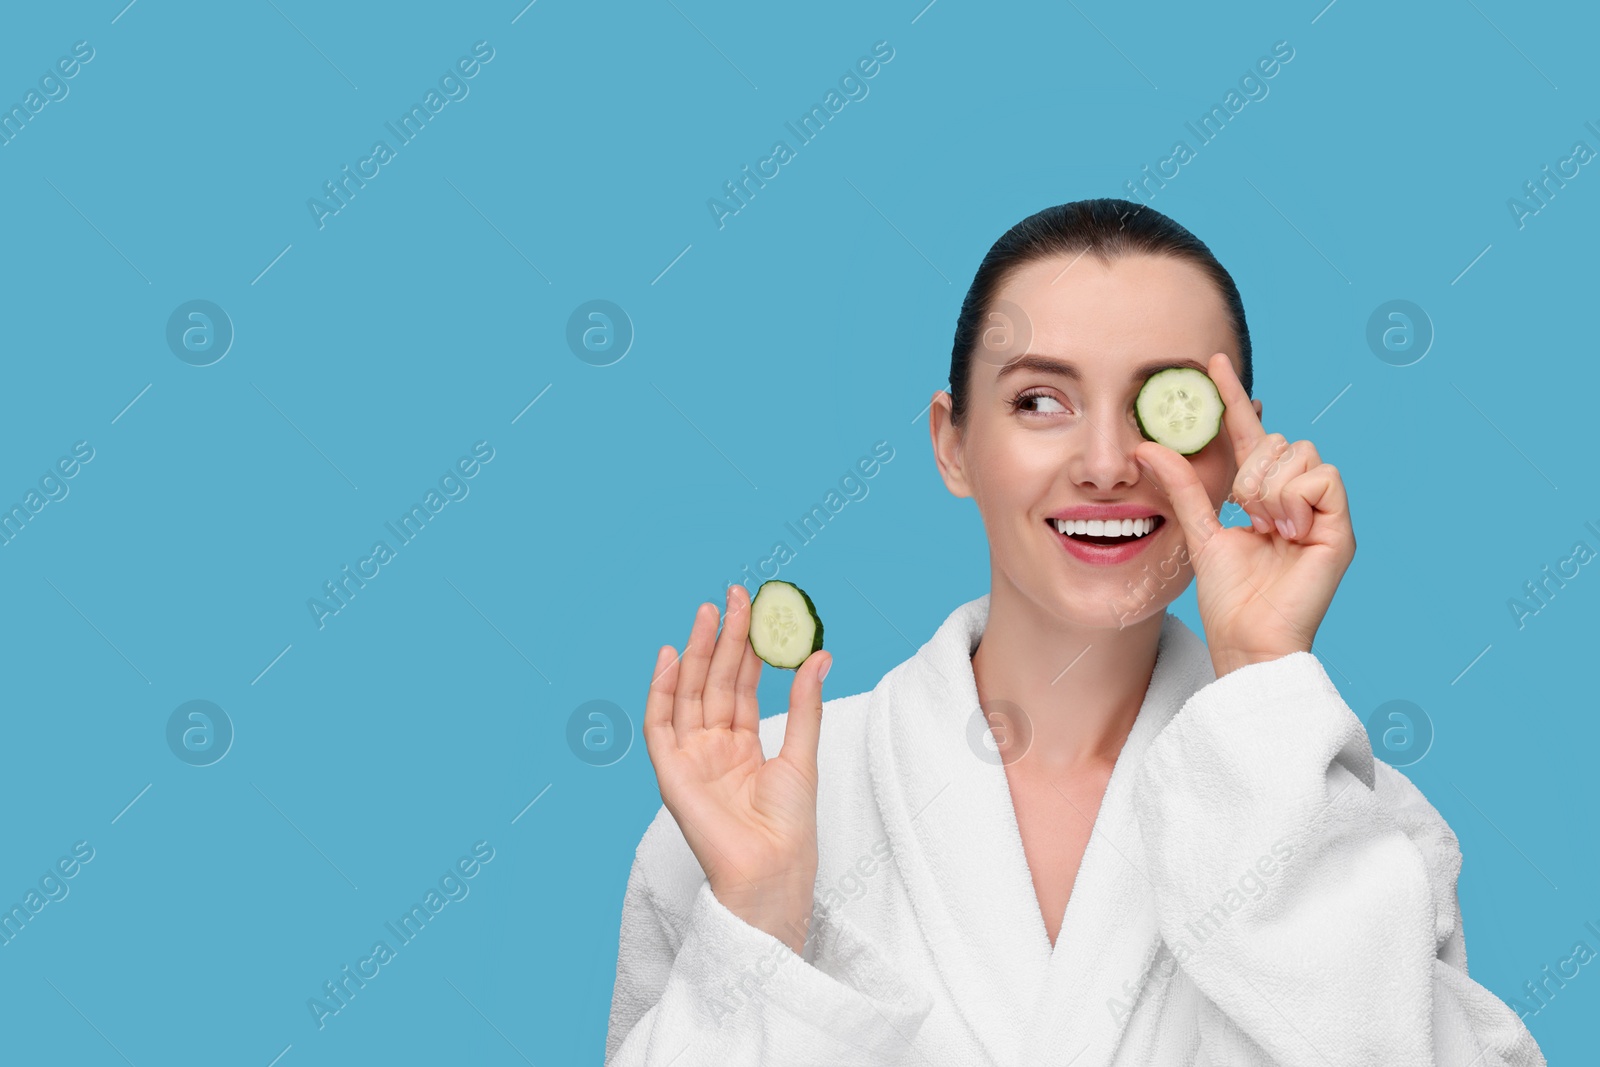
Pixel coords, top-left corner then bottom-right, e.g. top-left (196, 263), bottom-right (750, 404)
top-left (1048, 516), bottom-right (1165, 546)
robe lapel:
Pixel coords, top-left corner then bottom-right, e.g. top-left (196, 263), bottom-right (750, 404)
top-left (1021, 606), bottom-right (1217, 1065)
top-left (865, 593), bottom-right (1218, 1067)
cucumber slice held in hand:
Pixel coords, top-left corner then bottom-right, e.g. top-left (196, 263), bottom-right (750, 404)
top-left (747, 580), bottom-right (824, 670)
top-left (1135, 367), bottom-right (1225, 456)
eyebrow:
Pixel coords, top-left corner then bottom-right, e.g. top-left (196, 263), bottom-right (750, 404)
top-left (993, 353), bottom-right (1211, 382)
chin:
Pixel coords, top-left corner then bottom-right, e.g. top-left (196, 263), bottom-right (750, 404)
top-left (1001, 563), bottom-right (1168, 634)
top-left (1059, 563), bottom-right (1188, 632)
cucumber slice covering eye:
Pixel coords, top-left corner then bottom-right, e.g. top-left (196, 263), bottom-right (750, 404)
top-left (1135, 367), bottom-right (1225, 455)
top-left (747, 580), bottom-right (824, 670)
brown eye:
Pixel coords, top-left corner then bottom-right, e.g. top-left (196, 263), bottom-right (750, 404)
top-left (1012, 390), bottom-right (1067, 414)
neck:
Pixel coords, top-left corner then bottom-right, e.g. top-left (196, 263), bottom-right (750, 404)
top-left (971, 574), bottom-right (1164, 776)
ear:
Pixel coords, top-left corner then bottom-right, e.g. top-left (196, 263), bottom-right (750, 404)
top-left (1252, 398), bottom-right (1263, 421)
top-left (928, 391), bottom-right (974, 499)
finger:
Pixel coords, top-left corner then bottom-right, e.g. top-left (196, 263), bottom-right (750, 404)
top-left (1295, 439), bottom-right (1322, 468)
top-left (1230, 433), bottom-right (1294, 529)
top-left (644, 644), bottom-right (682, 755)
top-left (1208, 352), bottom-right (1268, 471)
top-left (1133, 441), bottom-right (1224, 558)
top-left (732, 617), bottom-right (763, 737)
top-left (777, 649), bottom-right (832, 777)
top-left (703, 584), bottom-right (750, 732)
top-left (1261, 439), bottom-right (1322, 533)
top-left (1279, 463), bottom-right (1350, 545)
top-left (673, 601), bottom-right (719, 744)
top-left (1239, 436), bottom-right (1321, 532)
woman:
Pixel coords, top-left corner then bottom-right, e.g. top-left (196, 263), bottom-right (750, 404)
top-left (605, 200), bottom-right (1547, 1066)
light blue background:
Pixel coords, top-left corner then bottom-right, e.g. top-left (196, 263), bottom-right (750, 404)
top-left (1, 1), bottom-right (1594, 1063)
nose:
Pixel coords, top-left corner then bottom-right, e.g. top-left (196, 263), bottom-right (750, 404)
top-left (1070, 407), bottom-right (1144, 492)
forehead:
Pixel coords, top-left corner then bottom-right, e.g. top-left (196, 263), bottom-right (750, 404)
top-left (991, 252), bottom-right (1234, 370)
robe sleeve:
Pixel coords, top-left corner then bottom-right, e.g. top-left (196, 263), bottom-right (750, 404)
top-left (604, 822), bottom-right (935, 1066)
top-left (1132, 650), bottom-right (1548, 1067)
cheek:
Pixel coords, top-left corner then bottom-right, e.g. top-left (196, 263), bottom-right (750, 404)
top-left (1187, 450), bottom-right (1236, 509)
top-left (977, 431), bottom-right (1056, 502)
top-left (1009, 455), bottom-right (1065, 520)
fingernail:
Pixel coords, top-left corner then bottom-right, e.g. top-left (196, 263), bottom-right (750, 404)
top-left (1275, 519), bottom-right (1293, 539)
top-left (819, 656), bottom-right (832, 682)
top-left (1251, 515), bottom-right (1271, 534)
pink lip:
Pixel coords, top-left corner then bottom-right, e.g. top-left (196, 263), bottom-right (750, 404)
top-left (1047, 513), bottom-right (1165, 566)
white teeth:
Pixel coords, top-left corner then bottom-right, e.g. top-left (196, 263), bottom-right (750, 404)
top-left (1052, 517), bottom-right (1158, 538)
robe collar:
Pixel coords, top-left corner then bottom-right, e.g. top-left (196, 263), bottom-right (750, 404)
top-left (864, 592), bottom-right (1217, 1066)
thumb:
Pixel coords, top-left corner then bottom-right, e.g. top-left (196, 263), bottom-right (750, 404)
top-left (777, 650), bottom-right (830, 772)
top-left (1133, 442), bottom-right (1223, 559)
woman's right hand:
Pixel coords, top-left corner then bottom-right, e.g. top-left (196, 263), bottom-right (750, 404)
top-left (643, 583), bottom-right (833, 955)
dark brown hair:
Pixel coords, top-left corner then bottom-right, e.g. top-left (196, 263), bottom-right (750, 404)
top-left (948, 198), bottom-right (1252, 429)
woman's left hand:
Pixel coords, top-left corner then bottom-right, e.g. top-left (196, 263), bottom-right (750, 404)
top-left (1132, 353), bottom-right (1357, 679)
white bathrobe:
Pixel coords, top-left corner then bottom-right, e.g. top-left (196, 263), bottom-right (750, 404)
top-left (605, 594), bottom-right (1546, 1066)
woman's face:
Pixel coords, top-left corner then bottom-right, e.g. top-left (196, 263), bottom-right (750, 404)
top-left (929, 251), bottom-right (1263, 630)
